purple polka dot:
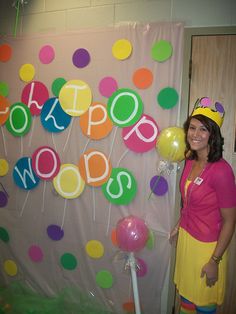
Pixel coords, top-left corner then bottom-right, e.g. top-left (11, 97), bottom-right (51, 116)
top-left (150, 175), bottom-right (168, 196)
top-left (47, 224), bottom-right (64, 241)
top-left (215, 102), bottom-right (224, 113)
top-left (72, 48), bottom-right (90, 68)
top-left (99, 77), bottom-right (118, 97)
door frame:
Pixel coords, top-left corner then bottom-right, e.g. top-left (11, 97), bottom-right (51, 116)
top-left (167, 25), bottom-right (236, 314)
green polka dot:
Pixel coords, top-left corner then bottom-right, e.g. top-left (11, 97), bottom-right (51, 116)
top-left (0, 227), bottom-right (10, 243)
top-left (96, 270), bottom-right (113, 289)
top-left (151, 40), bottom-right (173, 62)
top-left (157, 87), bottom-right (179, 109)
top-left (51, 77), bottom-right (66, 97)
top-left (60, 253), bottom-right (77, 270)
top-left (0, 81), bottom-right (9, 97)
top-left (146, 229), bottom-right (155, 250)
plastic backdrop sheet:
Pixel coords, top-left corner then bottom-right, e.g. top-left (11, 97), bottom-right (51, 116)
top-left (0, 22), bottom-right (184, 314)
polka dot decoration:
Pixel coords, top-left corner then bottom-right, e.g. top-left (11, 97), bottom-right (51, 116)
top-left (0, 44), bottom-right (12, 62)
top-left (39, 45), bottom-right (55, 64)
top-left (60, 253), bottom-right (78, 270)
top-left (95, 270), bottom-right (113, 289)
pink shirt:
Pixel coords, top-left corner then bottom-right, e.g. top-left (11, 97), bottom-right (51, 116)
top-left (179, 159), bottom-right (236, 242)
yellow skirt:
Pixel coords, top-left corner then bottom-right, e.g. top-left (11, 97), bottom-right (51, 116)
top-left (174, 227), bottom-right (227, 306)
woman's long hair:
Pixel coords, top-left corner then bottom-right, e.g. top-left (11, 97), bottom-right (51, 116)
top-left (183, 114), bottom-right (224, 162)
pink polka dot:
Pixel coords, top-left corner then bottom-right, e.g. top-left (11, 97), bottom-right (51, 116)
top-left (200, 97), bottom-right (211, 107)
top-left (39, 45), bottom-right (55, 64)
top-left (28, 245), bottom-right (44, 262)
top-left (99, 77), bottom-right (118, 98)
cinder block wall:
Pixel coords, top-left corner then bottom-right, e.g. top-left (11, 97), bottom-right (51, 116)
top-left (0, 0), bottom-right (235, 36)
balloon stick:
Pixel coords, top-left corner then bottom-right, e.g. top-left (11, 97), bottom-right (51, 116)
top-left (128, 252), bottom-right (141, 314)
top-left (148, 173), bottom-right (162, 200)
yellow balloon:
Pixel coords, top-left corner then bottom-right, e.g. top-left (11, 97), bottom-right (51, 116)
top-left (156, 127), bottom-right (186, 162)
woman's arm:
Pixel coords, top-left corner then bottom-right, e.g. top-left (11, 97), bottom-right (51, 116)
top-left (201, 206), bottom-right (236, 287)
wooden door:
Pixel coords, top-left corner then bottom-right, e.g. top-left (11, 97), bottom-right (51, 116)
top-left (189, 34), bottom-right (236, 314)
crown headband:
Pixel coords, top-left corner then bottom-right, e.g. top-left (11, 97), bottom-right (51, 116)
top-left (191, 97), bottom-right (225, 127)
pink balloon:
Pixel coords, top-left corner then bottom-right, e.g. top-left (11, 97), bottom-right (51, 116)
top-left (116, 215), bottom-right (148, 252)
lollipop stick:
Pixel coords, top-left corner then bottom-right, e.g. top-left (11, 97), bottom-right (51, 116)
top-left (129, 252), bottom-right (141, 314)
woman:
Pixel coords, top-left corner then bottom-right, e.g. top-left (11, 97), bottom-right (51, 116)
top-left (170, 98), bottom-right (236, 314)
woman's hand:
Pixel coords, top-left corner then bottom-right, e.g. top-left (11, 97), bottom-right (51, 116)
top-left (201, 259), bottom-right (219, 287)
top-left (169, 226), bottom-right (179, 245)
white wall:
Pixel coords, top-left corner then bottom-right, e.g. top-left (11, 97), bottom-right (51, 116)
top-left (0, 0), bottom-right (235, 37)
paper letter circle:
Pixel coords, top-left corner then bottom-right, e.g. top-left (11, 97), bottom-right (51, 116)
top-left (102, 167), bottom-right (137, 205)
top-left (122, 114), bottom-right (159, 153)
top-left (0, 95), bottom-right (10, 125)
top-left (21, 81), bottom-right (49, 116)
top-left (79, 102), bottom-right (113, 140)
top-left (32, 146), bottom-right (61, 180)
top-left (41, 97), bottom-right (71, 133)
top-left (13, 157), bottom-right (40, 190)
top-left (78, 149), bottom-right (112, 187)
top-left (59, 79), bottom-right (92, 117)
top-left (53, 164), bottom-right (85, 199)
top-left (107, 88), bottom-right (143, 127)
top-left (5, 102), bottom-right (32, 137)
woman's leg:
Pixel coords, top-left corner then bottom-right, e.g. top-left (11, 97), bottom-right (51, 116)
top-left (180, 296), bottom-right (196, 314)
top-left (196, 304), bottom-right (217, 314)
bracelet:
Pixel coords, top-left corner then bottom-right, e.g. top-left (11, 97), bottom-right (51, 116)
top-left (211, 255), bottom-right (222, 264)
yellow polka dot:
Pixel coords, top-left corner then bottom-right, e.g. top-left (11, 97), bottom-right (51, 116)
top-left (112, 39), bottom-right (132, 60)
top-left (4, 259), bottom-right (18, 276)
top-left (0, 159), bottom-right (9, 176)
top-left (19, 63), bottom-right (35, 82)
top-left (86, 240), bottom-right (104, 259)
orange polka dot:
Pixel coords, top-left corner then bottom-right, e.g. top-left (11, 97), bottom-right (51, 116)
top-left (123, 301), bottom-right (135, 313)
top-left (133, 68), bottom-right (153, 89)
top-left (111, 228), bottom-right (118, 247)
top-left (0, 44), bottom-right (12, 62)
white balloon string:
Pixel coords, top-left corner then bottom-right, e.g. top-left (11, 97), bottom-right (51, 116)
top-left (82, 138), bottom-right (90, 154)
top-left (28, 117), bottom-right (35, 147)
top-left (1, 127), bottom-right (7, 156)
top-left (116, 149), bottom-right (129, 167)
top-left (106, 203), bottom-right (112, 236)
top-left (108, 126), bottom-right (118, 160)
top-left (61, 198), bottom-right (67, 229)
top-left (20, 136), bottom-right (23, 157)
top-left (92, 187), bottom-right (96, 222)
top-left (51, 133), bottom-right (57, 152)
top-left (20, 190), bottom-right (30, 217)
top-left (63, 118), bottom-right (74, 152)
top-left (41, 181), bottom-right (46, 212)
